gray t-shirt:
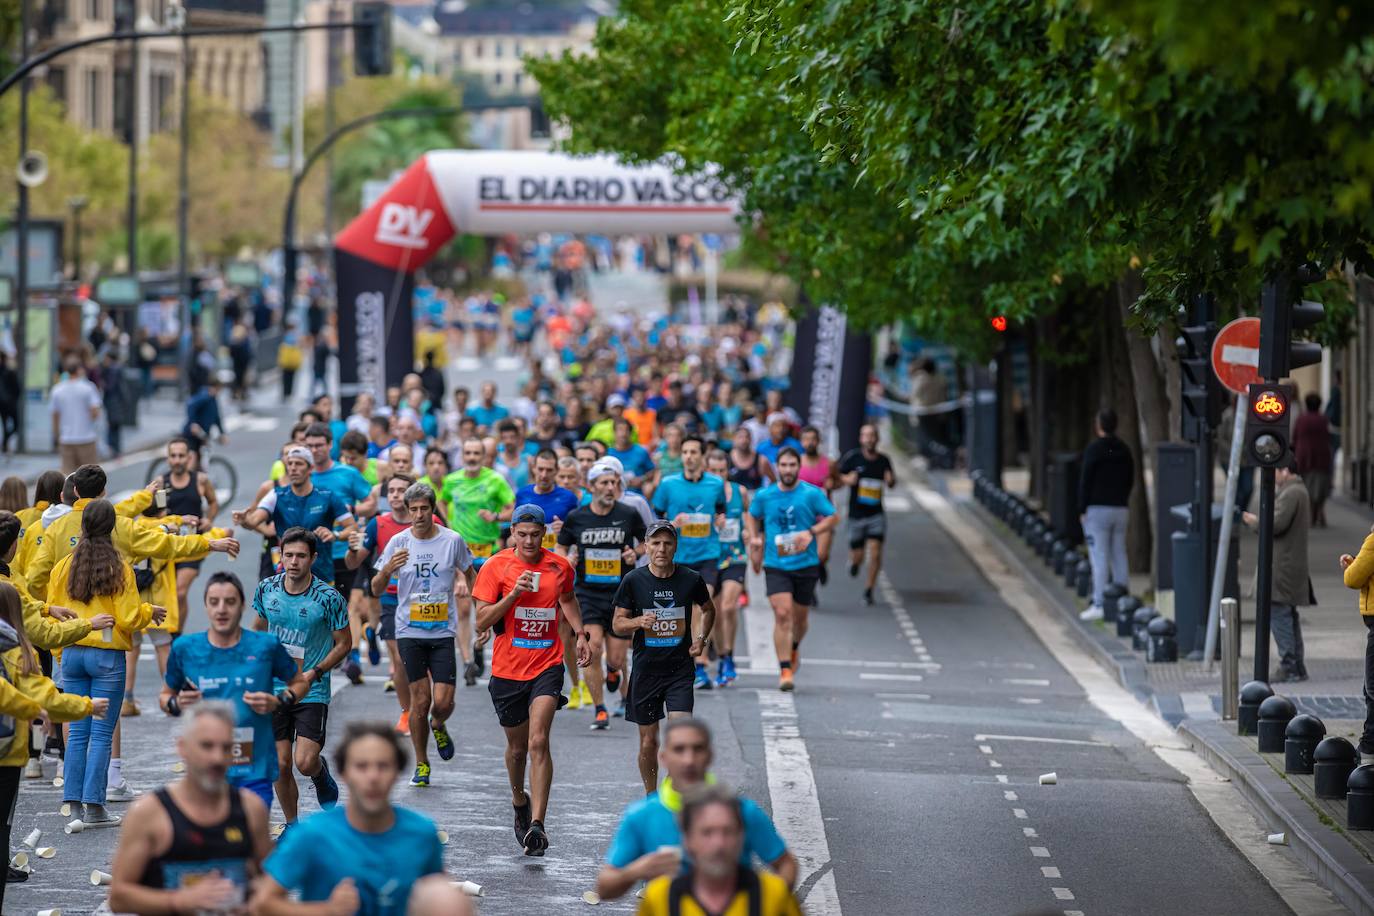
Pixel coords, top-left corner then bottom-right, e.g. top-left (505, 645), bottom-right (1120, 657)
top-left (379, 526), bottom-right (473, 640)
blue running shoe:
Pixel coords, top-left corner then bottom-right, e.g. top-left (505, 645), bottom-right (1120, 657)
top-left (312, 759), bottom-right (340, 808)
top-left (364, 627), bottom-right (381, 666)
top-left (432, 721), bottom-right (456, 761)
top-left (715, 665), bottom-right (730, 688)
top-left (410, 762), bottom-right (431, 787)
top-left (693, 664), bottom-right (713, 690)
top-left (722, 655), bottom-right (738, 683)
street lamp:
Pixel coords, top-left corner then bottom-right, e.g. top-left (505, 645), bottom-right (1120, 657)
top-left (67, 196), bottom-right (88, 283)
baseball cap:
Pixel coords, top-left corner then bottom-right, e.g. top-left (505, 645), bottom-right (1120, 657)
top-left (766, 411), bottom-right (789, 426)
top-left (606, 393), bottom-right (628, 409)
top-left (511, 504), bottom-right (547, 526)
top-left (285, 446), bottom-right (311, 463)
top-left (645, 519), bottom-right (678, 540)
top-left (596, 455), bottom-right (625, 475)
top-left (587, 461), bottom-right (621, 483)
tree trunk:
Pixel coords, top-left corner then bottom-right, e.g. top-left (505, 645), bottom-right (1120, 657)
top-left (1099, 289), bottom-right (1153, 574)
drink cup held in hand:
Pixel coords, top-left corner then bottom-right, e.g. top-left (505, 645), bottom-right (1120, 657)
top-left (64, 819), bottom-right (84, 835)
top-left (656, 845), bottom-right (683, 868)
top-left (156, 488), bottom-right (168, 509)
top-left (528, 571), bottom-right (541, 592)
top-left (91, 869), bottom-right (112, 886)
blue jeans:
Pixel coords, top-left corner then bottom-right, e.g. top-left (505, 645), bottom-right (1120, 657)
top-left (61, 646), bottom-right (125, 805)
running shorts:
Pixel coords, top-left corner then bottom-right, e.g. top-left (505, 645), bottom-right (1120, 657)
top-left (398, 637), bottom-right (458, 686)
top-left (763, 565), bottom-right (821, 606)
top-left (488, 664), bottom-right (565, 728)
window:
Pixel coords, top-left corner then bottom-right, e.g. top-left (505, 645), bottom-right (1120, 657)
top-left (84, 67), bottom-right (102, 130)
top-left (85, 0), bottom-right (101, 21)
top-left (492, 71), bottom-right (502, 86)
top-left (493, 40), bottom-right (503, 58)
top-left (514, 71), bottom-right (523, 88)
top-left (473, 40), bottom-right (482, 58)
top-left (151, 71), bottom-right (174, 133)
top-left (513, 41), bottom-right (522, 56)
top-left (44, 66), bottom-right (66, 107)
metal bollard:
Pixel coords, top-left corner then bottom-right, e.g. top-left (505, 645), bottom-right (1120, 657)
top-left (1050, 540), bottom-right (1069, 575)
top-left (1350, 766), bottom-right (1374, 830)
top-left (1315, 737), bottom-right (1358, 799)
top-left (1115, 596), bottom-right (1141, 638)
top-left (1102, 583), bottom-right (1128, 624)
top-left (1064, 551), bottom-right (1082, 587)
top-left (1041, 530), bottom-right (1057, 563)
top-left (1238, 680), bottom-right (1273, 736)
top-left (1257, 695), bottom-right (1296, 753)
top-left (1075, 559), bottom-right (1093, 598)
top-left (1146, 616), bottom-right (1178, 663)
top-left (1131, 606), bottom-right (1159, 651)
top-left (1221, 598), bottom-right (1239, 720)
top-left (1285, 714), bottom-right (1327, 775)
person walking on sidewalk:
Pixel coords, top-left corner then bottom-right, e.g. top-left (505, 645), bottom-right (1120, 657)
top-left (51, 355), bottom-right (103, 474)
top-left (1341, 524), bottom-right (1374, 762)
top-left (1078, 408), bottom-right (1133, 622)
top-left (1243, 464), bottom-right (1314, 682)
top-left (1293, 392), bottom-right (1334, 527)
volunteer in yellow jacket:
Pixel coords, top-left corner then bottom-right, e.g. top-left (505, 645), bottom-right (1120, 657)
top-left (14, 470), bottom-right (62, 531)
top-left (0, 512), bottom-right (110, 651)
top-left (45, 500), bottom-right (166, 828)
top-left (1341, 523), bottom-right (1374, 761)
top-left (0, 582), bottom-right (104, 913)
top-left (25, 464), bottom-right (239, 602)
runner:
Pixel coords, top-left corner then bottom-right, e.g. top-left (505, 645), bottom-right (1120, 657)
top-left (253, 722), bottom-right (445, 915)
top-left (613, 520), bottom-right (715, 794)
top-left (729, 426), bottom-right (773, 490)
top-left (161, 572), bottom-right (309, 810)
top-left (651, 435), bottom-right (727, 690)
top-left (373, 482), bottom-right (476, 787)
top-left (160, 436), bottom-right (220, 630)
top-left (553, 455), bottom-right (592, 708)
top-left (440, 437), bottom-right (515, 679)
top-left (797, 425), bottom-right (835, 586)
top-left (608, 418), bottom-right (656, 494)
top-left (838, 422), bottom-right (897, 606)
top-left (250, 527), bottom-right (351, 828)
top-left (558, 463), bottom-right (645, 729)
top-left (746, 447), bottom-right (837, 691)
top-left (108, 703), bottom-right (273, 915)
top-left (472, 504), bottom-right (589, 856)
top-left (235, 446), bottom-right (357, 588)
top-left (706, 448), bottom-right (749, 686)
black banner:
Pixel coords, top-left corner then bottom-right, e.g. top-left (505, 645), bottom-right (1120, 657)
top-left (334, 247), bottom-right (415, 411)
top-left (785, 299), bottom-right (873, 455)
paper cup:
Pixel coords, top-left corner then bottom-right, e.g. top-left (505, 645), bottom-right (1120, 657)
top-left (10, 862), bottom-right (29, 876)
top-left (1038, 772), bottom-right (1057, 786)
top-left (22, 828), bottom-right (40, 849)
top-left (10, 852), bottom-right (28, 869)
top-left (59, 804), bottom-right (71, 818)
top-left (1268, 832), bottom-right (1287, 845)
top-left (51, 776), bottom-right (63, 789)
top-left (90, 869), bottom-right (112, 886)
top-left (581, 890), bottom-right (600, 905)
top-left (459, 881), bottom-right (484, 898)
top-left (529, 571), bottom-right (542, 591)
top-left (36, 908), bottom-right (61, 916)
top-left (63, 819), bottom-right (84, 835)
top-left (35, 847), bottom-right (55, 859)
top-left (171, 762), bottom-right (185, 774)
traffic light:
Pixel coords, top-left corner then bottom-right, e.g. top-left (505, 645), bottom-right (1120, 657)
top-left (1177, 322), bottom-right (1222, 441)
top-left (353, 1), bottom-right (393, 77)
top-left (1242, 382), bottom-right (1293, 468)
top-left (1258, 268), bottom-right (1324, 380)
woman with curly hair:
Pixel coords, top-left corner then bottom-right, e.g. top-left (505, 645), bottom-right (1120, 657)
top-left (45, 499), bottom-right (164, 827)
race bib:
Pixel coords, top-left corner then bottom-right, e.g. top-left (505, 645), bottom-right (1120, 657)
top-left (542, 530), bottom-right (558, 549)
top-left (513, 606), bottom-right (557, 649)
top-left (681, 513), bottom-right (711, 539)
top-left (719, 518), bottom-right (741, 543)
top-left (230, 726), bottom-right (253, 768)
top-left (774, 531), bottom-right (807, 557)
top-left (858, 477), bottom-right (883, 505)
top-left (470, 541), bottom-right (495, 560)
top-left (585, 548), bottom-right (622, 584)
top-left (409, 595), bottom-right (448, 624)
top-left (646, 605), bottom-right (687, 648)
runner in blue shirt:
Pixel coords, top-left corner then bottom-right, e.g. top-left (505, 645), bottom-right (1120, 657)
top-left (468, 381), bottom-right (509, 432)
top-left (756, 413), bottom-right (803, 467)
top-left (236, 446), bottom-right (356, 585)
top-left (251, 528), bottom-right (352, 829)
top-left (706, 448), bottom-right (750, 687)
top-left (515, 449), bottom-right (580, 551)
top-left (161, 572), bottom-right (305, 811)
top-left (746, 447), bottom-right (836, 692)
top-left (608, 418), bottom-right (656, 492)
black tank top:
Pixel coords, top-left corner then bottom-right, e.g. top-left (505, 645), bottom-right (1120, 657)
top-left (729, 451), bottom-right (765, 491)
top-left (166, 472), bottom-right (204, 520)
top-left (139, 787), bottom-right (254, 895)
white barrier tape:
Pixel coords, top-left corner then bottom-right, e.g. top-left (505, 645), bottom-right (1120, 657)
top-left (867, 394), bottom-right (968, 417)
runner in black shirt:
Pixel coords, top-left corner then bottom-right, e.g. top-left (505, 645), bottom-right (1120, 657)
top-left (837, 423), bottom-right (896, 606)
top-left (612, 520), bottom-right (715, 794)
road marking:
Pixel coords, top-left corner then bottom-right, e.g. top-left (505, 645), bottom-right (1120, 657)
top-left (996, 775), bottom-right (1009, 784)
top-left (873, 692), bottom-right (932, 700)
top-left (756, 689), bottom-right (841, 915)
top-left (1013, 808), bottom-right (1028, 819)
top-left (1052, 888), bottom-right (1075, 900)
top-left (1065, 911), bottom-right (1085, 916)
top-left (1013, 697), bottom-right (1043, 705)
top-left (988, 760), bottom-right (1002, 768)
top-left (886, 496), bottom-right (912, 511)
top-left (1001, 678), bottom-right (1051, 687)
top-left (979, 745), bottom-right (993, 754)
top-left (1004, 791), bottom-right (1018, 801)
top-left (1023, 828), bottom-right (1038, 837)
top-left (973, 734), bottom-right (1109, 748)
top-left (1042, 867), bottom-right (1061, 878)
top-left (858, 673), bottom-right (923, 682)
top-left (1030, 846), bottom-right (1050, 858)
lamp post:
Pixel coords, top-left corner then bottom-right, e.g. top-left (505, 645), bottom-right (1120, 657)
top-left (67, 196), bottom-right (88, 283)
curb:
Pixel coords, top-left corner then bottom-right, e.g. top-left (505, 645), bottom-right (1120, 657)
top-left (1180, 718), bottom-right (1374, 916)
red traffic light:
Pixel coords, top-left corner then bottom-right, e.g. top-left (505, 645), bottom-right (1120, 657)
top-left (1250, 387), bottom-right (1288, 421)
top-left (990, 316), bottom-right (1007, 332)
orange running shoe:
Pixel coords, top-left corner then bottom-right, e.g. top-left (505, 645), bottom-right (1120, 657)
top-left (591, 709), bottom-right (610, 731)
top-left (395, 711), bottom-right (410, 736)
top-left (779, 669), bottom-right (795, 691)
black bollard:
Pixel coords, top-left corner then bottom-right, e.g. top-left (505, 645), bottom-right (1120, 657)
top-left (1238, 681), bottom-right (1273, 736)
top-left (1041, 530), bottom-right (1057, 563)
top-left (1146, 616), bottom-right (1178, 663)
top-left (1102, 583), bottom-right (1127, 624)
top-left (1115, 596), bottom-right (1142, 639)
top-left (1285, 714), bottom-right (1327, 775)
top-left (1064, 551), bottom-right (1082, 587)
top-left (1027, 518), bottom-right (1045, 550)
top-left (1257, 695), bottom-right (1297, 753)
top-left (1131, 606), bottom-right (1159, 651)
top-left (1315, 737), bottom-right (1358, 799)
top-left (1075, 559), bottom-right (1093, 598)
top-left (1050, 541), bottom-right (1069, 575)
top-left (1350, 766), bottom-right (1374, 830)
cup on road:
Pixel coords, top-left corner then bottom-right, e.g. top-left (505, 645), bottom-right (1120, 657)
top-left (458, 881), bottom-right (484, 897)
top-left (40, 755), bottom-right (59, 780)
top-left (35, 847), bottom-right (55, 858)
top-left (22, 827), bottom-right (40, 848)
top-left (90, 869), bottom-right (112, 886)
top-left (10, 852), bottom-right (27, 869)
top-left (63, 819), bottom-right (84, 835)
top-left (36, 908), bottom-right (61, 916)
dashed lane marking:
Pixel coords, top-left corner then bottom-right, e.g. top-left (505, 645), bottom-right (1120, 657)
top-left (1001, 678), bottom-right (1051, 687)
top-left (857, 673), bottom-right (924, 682)
top-left (1042, 867), bottom-right (1061, 878)
top-left (973, 734), bottom-right (1109, 748)
top-left (1052, 888), bottom-right (1076, 900)
top-left (1030, 846), bottom-right (1051, 858)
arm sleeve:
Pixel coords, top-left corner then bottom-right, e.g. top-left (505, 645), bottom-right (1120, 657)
top-left (453, 537), bottom-right (473, 573)
top-left (18, 669), bottom-right (92, 722)
top-left (24, 538), bottom-right (57, 600)
top-left (631, 512), bottom-right (647, 543)
top-left (263, 828), bottom-right (307, 891)
top-left (812, 488), bottom-right (835, 517)
top-left (495, 476), bottom-right (516, 508)
top-left (114, 489), bottom-right (154, 518)
top-left (1347, 534), bottom-right (1374, 589)
top-left (651, 484), bottom-right (667, 514)
top-left (128, 521), bottom-right (210, 562)
top-left (363, 518), bottom-right (378, 553)
top-left (556, 517), bottom-right (576, 547)
top-left (691, 576), bottom-right (711, 606)
top-left (1272, 486), bottom-right (1301, 537)
top-left (612, 577), bottom-right (633, 612)
top-left (257, 489), bottom-right (279, 514)
top-left (326, 590), bottom-right (349, 631)
top-left (742, 799), bottom-right (788, 864)
top-left (377, 535), bottom-right (399, 573)
top-left (0, 674), bottom-right (42, 722)
top-left (749, 496), bottom-right (764, 520)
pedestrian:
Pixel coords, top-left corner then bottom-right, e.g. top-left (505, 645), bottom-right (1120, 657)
top-left (311, 324), bottom-right (335, 399)
top-left (0, 352), bottom-right (19, 453)
top-left (50, 355), bottom-right (103, 474)
top-left (1244, 464), bottom-right (1313, 682)
top-left (132, 328), bottom-right (158, 399)
top-left (229, 321), bottom-right (255, 403)
top-left (98, 348), bottom-right (134, 457)
top-left (1293, 392), bottom-right (1333, 527)
top-left (1077, 408), bottom-right (1134, 622)
top-left (1341, 524), bottom-right (1374, 763)
top-left (278, 320), bottom-right (304, 401)
top-left (910, 356), bottom-right (947, 458)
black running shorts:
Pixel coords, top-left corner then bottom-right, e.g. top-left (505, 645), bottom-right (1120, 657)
top-left (488, 664), bottom-right (565, 728)
top-left (398, 637), bottom-right (458, 686)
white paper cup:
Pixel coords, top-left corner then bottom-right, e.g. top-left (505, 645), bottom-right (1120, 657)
top-left (436, 829), bottom-right (449, 845)
top-left (40, 756), bottom-right (59, 780)
top-left (36, 908), bottom-right (61, 916)
top-left (63, 819), bottom-right (84, 835)
top-left (90, 869), bottom-right (112, 886)
top-left (10, 862), bottom-right (29, 876)
top-left (51, 776), bottom-right (63, 789)
top-left (22, 828), bottom-right (40, 849)
top-left (35, 847), bottom-right (55, 859)
top-left (1268, 832), bottom-right (1287, 845)
top-left (1038, 772), bottom-right (1057, 786)
top-left (529, 571), bottom-right (542, 591)
top-left (581, 890), bottom-right (600, 905)
top-left (59, 803), bottom-right (71, 818)
top-left (459, 881), bottom-right (484, 898)
top-left (10, 852), bottom-right (28, 869)
top-left (656, 844), bottom-right (683, 866)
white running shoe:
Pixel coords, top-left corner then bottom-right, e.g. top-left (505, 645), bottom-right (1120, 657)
top-left (106, 780), bottom-right (141, 802)
top-left (1079, 605), bottom-right (1104, 622)
top-left (22, 758), bottom-right (41, 779)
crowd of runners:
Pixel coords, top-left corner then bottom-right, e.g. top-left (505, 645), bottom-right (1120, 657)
top-left (0, 291), bottom-right (899, 914)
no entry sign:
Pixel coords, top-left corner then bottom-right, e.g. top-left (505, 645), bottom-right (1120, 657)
top-left (1211, 317), bottom-right (1262, 395)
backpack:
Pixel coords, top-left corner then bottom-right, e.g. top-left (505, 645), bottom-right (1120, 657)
top-left (134, 557), bottom-right (157, 593)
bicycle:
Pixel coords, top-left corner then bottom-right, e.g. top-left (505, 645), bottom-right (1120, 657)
top-left (145, 440), bottom-right (239, 515)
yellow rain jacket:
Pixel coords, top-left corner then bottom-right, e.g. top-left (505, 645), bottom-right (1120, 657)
top-left (133, 517), bottom-right (230, 634)
top-left (0, 647), bottom-right (92, 767)
top-left (0, 565), bottom-right (92, 650)
top-left (12, 491), bottom-right (146, 577)
top-left (1344, 531), bottom-right (1374, 617)
top-left (45, 554), bottom-right (156, 652)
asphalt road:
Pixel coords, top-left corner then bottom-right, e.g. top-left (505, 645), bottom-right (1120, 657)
top-left (7, 368), bottom-right (1329, 915)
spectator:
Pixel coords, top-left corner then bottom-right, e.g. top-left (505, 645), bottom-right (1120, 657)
top-left (187, 331), bottom-right (215, 393)
top-left (1216, 402), bottom-right (1255, 513)
top-left (910, 357), bottom-right (948, 457)
top-left (0, 353), bottom-right (19, 453)
top-left (1077, 408), bottom-right (1133, 622)
top-left (277, 320), bottom-right (303, 400)
top-left (1293, 392), bottom-right (1333, 527)
top-left (132, 328), bottom-right (158, 399)
top-left (228, 321), bottom-right (255, 403)
top-left (1342, 524), bottom-right (1374, 762)
top-left (1244, 464), bottom-right (1313, 682)
top-left (311, 325), bottom-right (335, 399)
top-left (97, 349), bottom-right (135, 457)
top-left (51, 355), bottom-right (103, 474)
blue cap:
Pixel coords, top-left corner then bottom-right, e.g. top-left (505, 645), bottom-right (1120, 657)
top-left (511, 503), bottom-right (547, 525)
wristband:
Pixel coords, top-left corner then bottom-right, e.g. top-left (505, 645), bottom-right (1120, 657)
top-left (309, 665), bottom-right (323, 681)
top-left (276, 689), bottom-right (297, 709)
top-left (166, 695), bottom-right (181, 717)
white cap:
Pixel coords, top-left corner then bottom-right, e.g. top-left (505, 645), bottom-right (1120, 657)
top-left (596, 455), bottom-right (624, 475)
top-left (285, 446), bottom-right (311, 463)
top-left (588, 460), bottom-right (622, 483)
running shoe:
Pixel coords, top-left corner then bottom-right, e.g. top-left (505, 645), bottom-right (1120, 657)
top-left (410, 762), bottom-right (431, 787)
top-left (364, 626), bottom-right (381, 666)
top-left (591, 709), bottom-right (609, 730)
top-left (513, 796), bottom-right (532, 844)
top-left (395, 711), bottom-right (410, 736)
top-left (779, 669), bottom-right (795, 692)
top-left (384, 678), bottom-right (395, 693)
top-left (344, 657), bottom-right (364, 686)
top-left (566, 683), bottom-right (583, 710)
top-left (864, 588), bottom-right (875, 606)
top-left (605, 667), bottom-right (622, 694)
top-left (849, 562), bottom-right (860, 578)
top-left (432, 721), bottom-right (456, 761)
top-left (81, 805), bottom-right (121, 827)
top-left (613, 701), bottom-right (627, 718)
top-left (22, 758), bottom-right (40, 779)
top-left (473, 640), bottom-right (486, 677)
top-left (523, 820), bottom-right (549, 857)
top-left (463, 659), bottom-right (479, 687)
top-left (106, 780), bottom-right (141, 802)
top-left (121, 698), bottom-right (140, 717)
top-left (721, 655), bottom-right (738, 683)
top-left (693, 664), bottom-right (713, 690)
top-left (577, 681), bottom-right (592, 706)
top-left (312, 759), bottom-right (340, 808)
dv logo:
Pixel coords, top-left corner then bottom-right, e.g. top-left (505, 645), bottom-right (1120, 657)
top-left (375, 203), bottom-right (434, 250)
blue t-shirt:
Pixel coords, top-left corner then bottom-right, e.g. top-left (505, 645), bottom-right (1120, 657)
top-left (652, 473), bottom-right (727, 565)
top-left (719, 478), bottom-right (747, 566)
top-left (757, 436), bottom-right (803, 466)
top-left (165, 630), bottom-right (296, 784)
top-left (312, 463), bottom-right (373, 559)
top-left (514, 485), bottom-right (580, 523)
top-left (327, 419), bottom-right (348, 460)
top-left (251, 574), bottom-right (348, 704)
top-left (468, 403), bottom-right (509, 429)
top-left (257, 485), bottom-right (353, 583)
top-left (265, 806), bottom-right (444, 915)
top-left (606, 786), bottom-right (786, 871)
top-left (608, 444), bottom-right (656, 483)
top-left (748, 482), bottom-right (834, 570)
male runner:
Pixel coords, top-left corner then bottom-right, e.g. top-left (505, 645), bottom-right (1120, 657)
top-left (706, 449), bottom-right (749, 686)
top-left (553, 455), bottom-right (592, 708)
top-left (797, 425), bottom-right (835, 586)
top-left (515, 449), bottom-right (579, 552)
top-left (251, 528), bottom-right (351, 828)
top-left (441, 436), bottom-right (514, 677)
top-left (613, 521), bottom-right (715, 794)
top-left (161, 436), bottom-right (219, 625)
top-left (161, 572), bottom-right (308, 812)
top-left (472, 504), bottom-right (589, 856)
top-left (373, 482), bottom-right (475, 787)
top-left (747, 448), bottom-right (836, 691)
top-left (236, 447), bottom-right (356, 588)
top-left (651, 435), bottom-right (726, 690)
top-left (108, 703), bottom-right (273, 915)
top-left (557, 463), bottom-right (645, 729)
top-left (838, 422), bottom-right (896, 606)
top-left (254, 722), bottom-right (445, 915)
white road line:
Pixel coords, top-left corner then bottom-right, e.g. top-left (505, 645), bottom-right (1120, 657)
top-left (996, 775), bottom-right (1009, 784)
top-left (1065, 910), bottom-right (1085, 916)
top-left (973, 734), bottom-right (1109, 748)
top-left (1030, 846), bottom-right (1051, 858)
top-left (1041, 867), bottom-right (1061, 878)
top-left (756, 689), bottom-right (841, 915)
top-left (978, 745), bottom-right (992, 754)
top-left (873, 692), bottom-right (932, 700)
top-left (988, 760), bottom-right (1002, 768)
top-left (1052, 888), bottom-right (1075, 900)
top-left (1023, 828), bottom-right (1038, 837)
top-left (1013, 697), bottom-right (1043, 705)
top-left (743, 595), bottom-right (780, 675)
top-left (1004, 791), bottom-right (1018, 801)
top-left (1001, 678), bottom-right (1051, 687)
top-left (857, 673), bottom-right (923, 682)
top-left (1013, 808), bottom-right (1028, 819)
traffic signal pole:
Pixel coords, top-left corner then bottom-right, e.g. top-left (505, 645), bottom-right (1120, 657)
top-left (1253, 465), bottom-right (1276, 682)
